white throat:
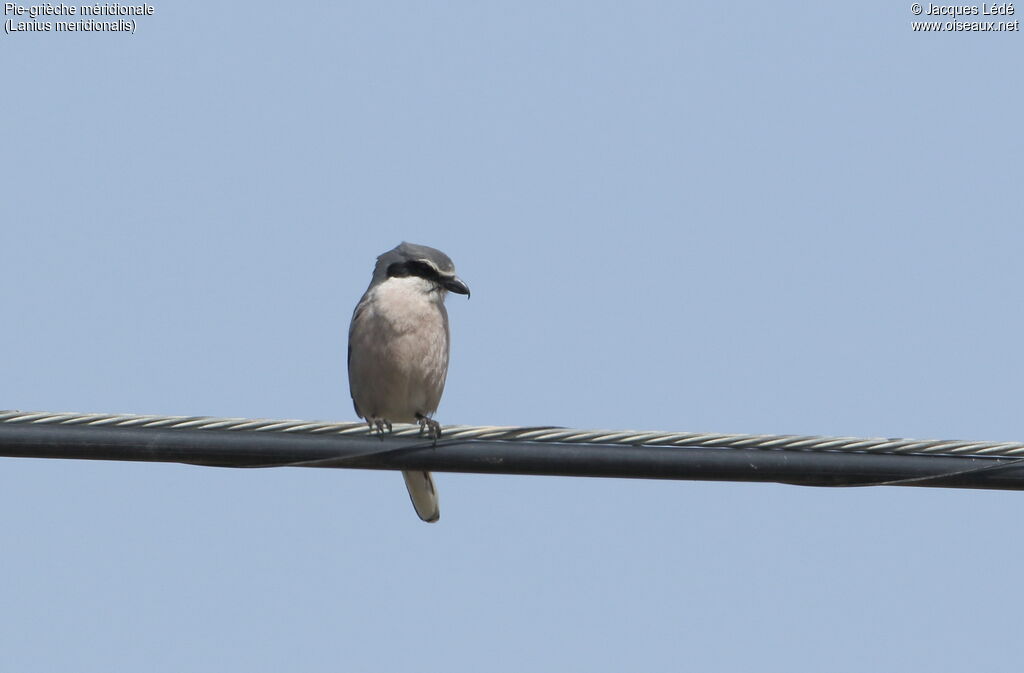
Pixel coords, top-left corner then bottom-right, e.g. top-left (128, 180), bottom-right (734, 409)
top-left (374, 275), bottom-right (445, 304)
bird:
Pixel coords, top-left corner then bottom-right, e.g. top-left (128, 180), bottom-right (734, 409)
top-left (347, 242), bottom-right (470, 523)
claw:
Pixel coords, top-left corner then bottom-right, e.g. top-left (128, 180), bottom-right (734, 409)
top-left (369, 418), bottom-right (393, 439)
top-left (416, 414), bottom-right (441, 441)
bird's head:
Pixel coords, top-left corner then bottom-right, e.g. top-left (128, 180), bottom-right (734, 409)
top-left (373, 242), bottom-right (470, 297)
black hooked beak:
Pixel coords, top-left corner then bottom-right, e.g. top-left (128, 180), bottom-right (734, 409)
top-left (444, 276), bottom-right (470, 297)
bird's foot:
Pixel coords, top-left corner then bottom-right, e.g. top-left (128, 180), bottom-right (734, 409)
top-left (416, 414), bottom-right (441, 441)
top-left (369, 418), bottom-right (393, 439)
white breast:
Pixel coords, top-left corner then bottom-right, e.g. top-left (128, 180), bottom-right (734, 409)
top-left (348, 276), bottom-right (451, 423)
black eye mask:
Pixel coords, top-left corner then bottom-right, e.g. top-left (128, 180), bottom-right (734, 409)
top-left (386, 260), bottom-right (443, 282)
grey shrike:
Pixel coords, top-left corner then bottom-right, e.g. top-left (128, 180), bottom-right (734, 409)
top-left (347, 242), bottom-right (470, 523)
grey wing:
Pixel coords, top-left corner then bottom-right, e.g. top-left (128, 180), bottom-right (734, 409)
top-left (347, 296), bottom-right (369, 419)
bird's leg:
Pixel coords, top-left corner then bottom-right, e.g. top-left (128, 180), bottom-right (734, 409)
top-left (416, 413), bottom-right (441, 441)
top-left (370, 418), bottom-right (393, 440)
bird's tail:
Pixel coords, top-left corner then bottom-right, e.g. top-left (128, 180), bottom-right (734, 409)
top-left (402, 470), bottom-right (440, 523)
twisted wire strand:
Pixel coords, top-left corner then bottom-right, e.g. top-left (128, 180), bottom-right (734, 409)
top-left (1, 409), bottom-right (1021, 458)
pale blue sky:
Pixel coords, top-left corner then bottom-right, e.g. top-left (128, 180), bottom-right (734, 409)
top-left (2, 2), bottom-right (1022, 671)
